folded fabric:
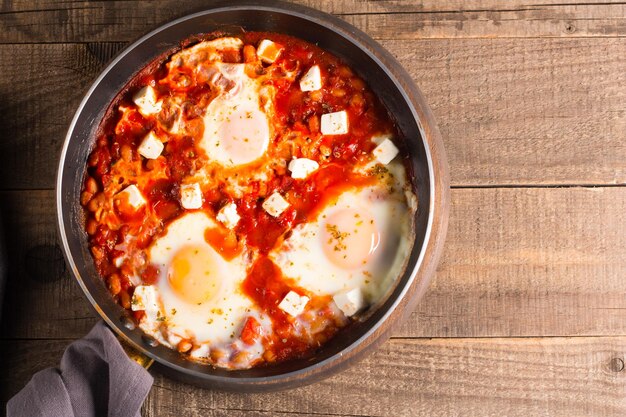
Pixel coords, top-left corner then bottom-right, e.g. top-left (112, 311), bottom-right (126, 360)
top-left (7, 321), bottom-right (153, 417)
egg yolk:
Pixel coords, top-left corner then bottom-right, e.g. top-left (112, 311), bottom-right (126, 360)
top-left (168, 245), bottom-right (221, 305)
top-left (321, 208), bottom-right (380, 269)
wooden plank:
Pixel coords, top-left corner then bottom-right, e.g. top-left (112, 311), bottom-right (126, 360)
top-left (0, 43), bottom-right (124, 190)
top-left (397, 186), bottom-right (626, 338)
top-left (0, 188), bottom-right (99, 340)
top-left (7, 0), bottom-right (626, 15)
top-left (2, 337), bottom-right (625, 416)
top-left (2, 186), bottom-right (626, 340)
top-left (0, 1), bottom-right (624, 43)
top-left (345, 6), bottom-right (626, 40)
top-left (0, 39), bottom-right (623, 189)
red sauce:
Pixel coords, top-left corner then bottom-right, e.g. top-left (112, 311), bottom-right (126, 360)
top-left (242, 256), bottom-right (318, 360)
top-left (203, 227), bottom-right (242, 261)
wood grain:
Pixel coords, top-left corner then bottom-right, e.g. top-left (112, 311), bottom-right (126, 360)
top-left (0, 38), bottom-right (623, 189)
top-left (0, 1), bottom-right (624, 43)
top-left (2, 337), bottom-right (625, 416)
top-left (145, 337), bottom-right (626, 417)
top-left (3, 186), bottom-right (626, 340)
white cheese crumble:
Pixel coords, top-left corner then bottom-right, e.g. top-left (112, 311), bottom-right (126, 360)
top-left (278, 291), bottom-right (310, 317)
top-left (257, 39), bottom-right (282, 64)
top-left (216, 202), bottom-right (241, 229)
top-left (131, 285), bottom-right (160, 315)
top-left (132, 86), bottom-right (162, 116)
top-left (262, 192), bottom-right (290, 217)
top-left (372, 138), bottom-right (399, 165)
top-left (321, 110), bottom-right (349, 135)
top-left (180, 183), bottom-right (203, 210)
top-left (333, 288), bottom-right (365, 317)
top-left (117, 185), bottom-right (146, 209)
top-left (299, 65), bottom-right (322, 92)
top-left (288, 157), bottom-right (319, 179)
top-left (137, 131), bottom-right (164, 160)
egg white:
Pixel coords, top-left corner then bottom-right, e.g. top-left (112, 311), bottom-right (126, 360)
top-left (146, 212), bottom-right (254, 345)
top-left (270, 165), bottom-right (412, 304)
top-left (200, 62), bottom-right (273, 167)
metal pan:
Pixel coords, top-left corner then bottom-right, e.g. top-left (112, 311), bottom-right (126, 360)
top-left (56, 0), bottom-right (449, 391)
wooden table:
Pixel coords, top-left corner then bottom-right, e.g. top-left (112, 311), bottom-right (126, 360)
top-left (1, 1), bottom-right (625, 415)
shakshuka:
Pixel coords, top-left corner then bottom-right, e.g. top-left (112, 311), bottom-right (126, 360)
top-left (82, 32), bottom-right (416, 369)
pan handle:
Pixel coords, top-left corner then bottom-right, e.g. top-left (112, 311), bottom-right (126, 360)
top-left (115, 334), bottom-right (154, 369)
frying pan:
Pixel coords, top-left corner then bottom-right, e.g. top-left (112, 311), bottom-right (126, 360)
top-left (56, 0), bottom-right (449, 391)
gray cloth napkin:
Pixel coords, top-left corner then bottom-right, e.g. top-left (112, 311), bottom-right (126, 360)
top-left (7, 321), bottom-right (153, 417)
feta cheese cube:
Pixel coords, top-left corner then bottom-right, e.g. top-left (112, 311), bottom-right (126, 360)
top-left (299, 65), bottom-right (322, 92)
top-left (278, 291), bottom-right (310, 317)
top-left (262, 192), bottom-right (290, 217)
top-left (216, 202), bottom-right (241, 229)
top-left (131, 285), bottom-right (162, 329)
top-left (137, 131), bottom-right (164, 160)
top-left (321, 110), bottom-right (349, 135)
top-left (117, 184), bottom-right (146, 210)
top-left (288, 157), bottom-right (319, 179)
top-left (257, 39), bottom-right (283, 64)
top-left (133, 86), bottom-right (162, 116)
top-left (131, 285), bottom-right (160, 314)
top-left (180, 183), bottom-right (203, 210)
top-left (371, 133), bottom-right (393, 146)
top-left (372, 138), bottom-right (399, 165)
top-left (333, 288), bottom-right (365, 317)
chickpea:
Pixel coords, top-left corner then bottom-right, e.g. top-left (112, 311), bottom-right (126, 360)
top-left (243, 45), bottom-right (256, 63)
top-left (263, 350), bottom-right (276, 362)
top-left (210, 349), bottom-right (226, 362)
top-left (232, 351), bottom-right (249, 365)
top-left (85, 176), bottom-right (98, 194)
top-left (119, 290), bottom-right (131, 309)
top-left (351, 77), bottom-right (365, 90)
top-left (120, 144), bottom-right (133, 162)
top-left (87, 193), bottom-right (104, 212)
top-left (86, 219), bottom-right (98, 235)
top-left (338, 65), bottom-right (353, 77)
top-left (177, 340), bottom-right (193, 353)
top-left (88, 152), bottom-right (99, 167)
top-left (90, 246), bottom-right (104, 260)
top-left (309, 90), bottom-right (323, 102)
top-left (80, 191), bottom-right (94, 206)
top-left (108, 273), bottom-right (121, 295)
top-left (331, 88), bottom-right (346, 98)
top-left (350, 93), bottom-right (365, 107)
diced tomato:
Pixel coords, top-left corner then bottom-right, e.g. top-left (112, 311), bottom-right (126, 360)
top-left (141, 264), bottom-right (159, 285)
top-left (240, 316), bottom-right (260, 345)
